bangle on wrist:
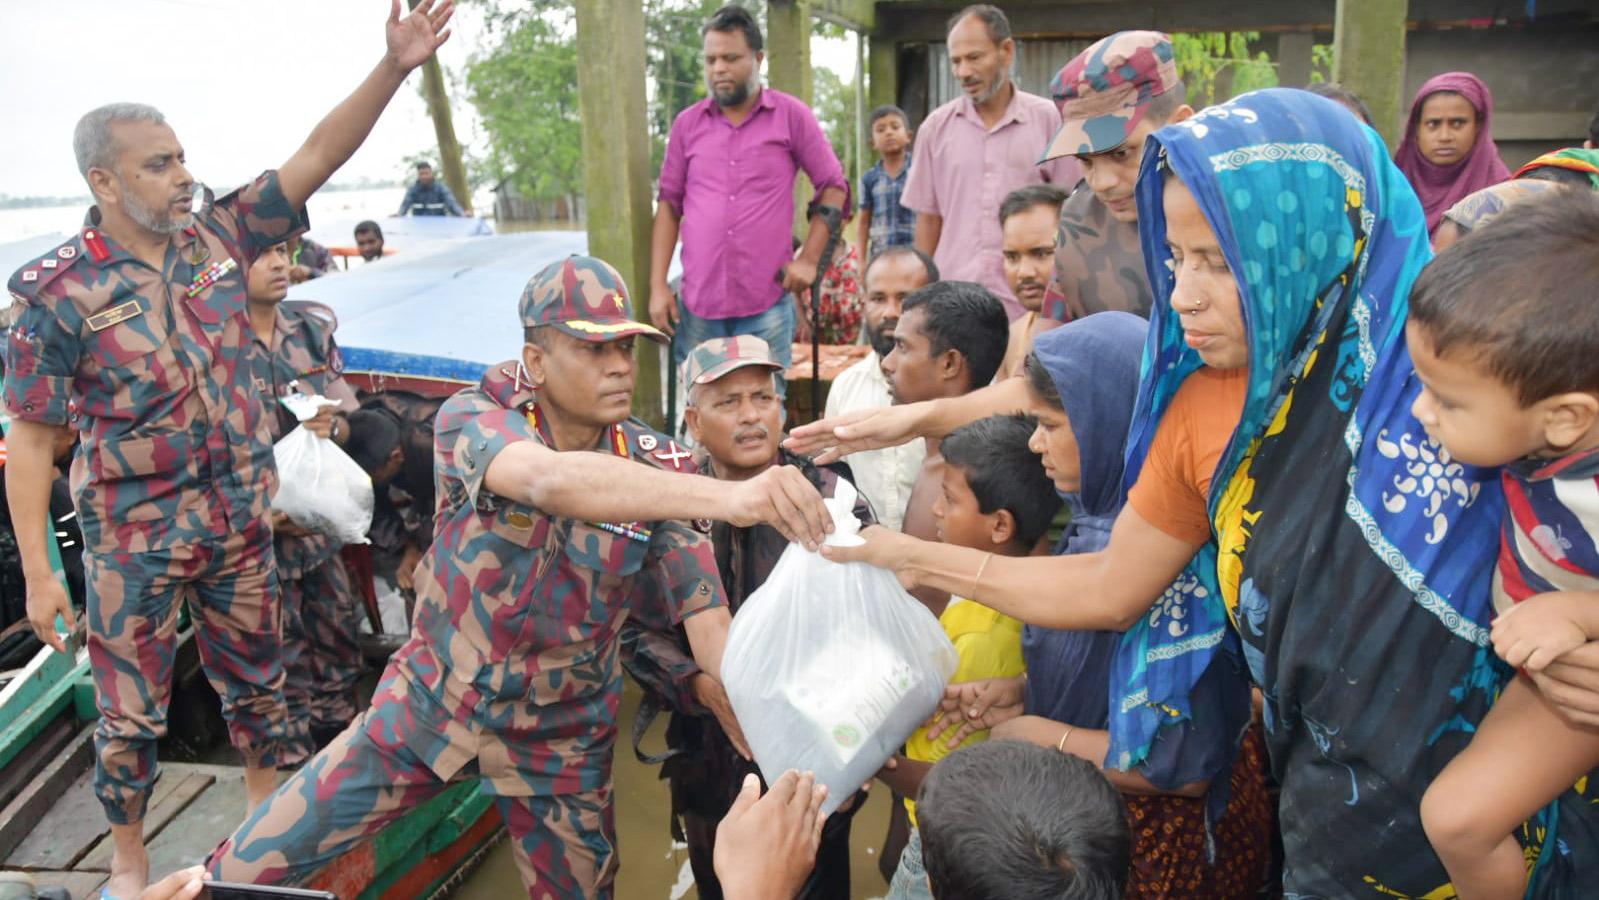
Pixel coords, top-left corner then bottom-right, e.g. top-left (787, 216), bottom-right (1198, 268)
top-left (1056, 725), bottom-right (1075, 754)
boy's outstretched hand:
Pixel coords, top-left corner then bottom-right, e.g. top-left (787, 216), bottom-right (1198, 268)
top-left (714, 770), bottom-right (828, 900)
top-left (385, 0), bottom-right (454, 73)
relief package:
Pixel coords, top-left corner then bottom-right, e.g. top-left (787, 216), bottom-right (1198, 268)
top-left (721, 480), bottom-right (958, 814)
top-left (270, 393), bottom-right (374, 546)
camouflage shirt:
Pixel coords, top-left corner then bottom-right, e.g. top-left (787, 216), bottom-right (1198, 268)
top-left (1053, 181), bottom-right (1153, 320)
top-left (254, 300), bottom-right (360, 578)
top-left (4, 172), bottom-right (305, 553)
top-left (387, 361), bottom-right (725, 796)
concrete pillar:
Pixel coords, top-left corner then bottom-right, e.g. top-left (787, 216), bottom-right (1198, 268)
top-left (575, 0), bottom-right (662, 425)
top-left (1277, 32), bottom-right (1315, 88)
top-left (1333, 0), bottom-right (1408, 148)
top-left (854, 29), bottom-right (868, 189)
top-left (868, 34), bottom-right (898, 113)
top-left (768, 0), bottom-right (815, 237)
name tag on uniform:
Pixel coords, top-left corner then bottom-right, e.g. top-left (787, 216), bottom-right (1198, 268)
top-left (85, 300), bottom-right (144, 332)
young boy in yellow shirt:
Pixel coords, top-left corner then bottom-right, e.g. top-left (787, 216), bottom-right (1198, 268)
top-left (875, 413), bottom-right (1062, 899)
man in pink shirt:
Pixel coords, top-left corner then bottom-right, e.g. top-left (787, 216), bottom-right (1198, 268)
top-left (649, 4), bottom-right (850, 379)
top-left (903, 4), bottom-right (1080, 320)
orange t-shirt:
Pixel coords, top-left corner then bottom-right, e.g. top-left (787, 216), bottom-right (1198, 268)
top-left (1126, 367), bottom-right (1249, 546)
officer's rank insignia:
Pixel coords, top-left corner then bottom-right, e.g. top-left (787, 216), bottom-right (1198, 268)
top-left (594, 520), bottom-right (652, 543)
top-left (20, 270), bottom-right (38, 283)
top-left (40, 259), bottom-right (57, 270)
top-left (57, 246), bottom-right (76, 260)
top-left (653, 440), bottom-right (692, 470)
top-left (637, 433), bottom-right (658, 452)
top-left (505, 511), bottom-right (535, 529)
top-left (186, 258), bottom-right (237, 298)
top-left (86, 300), bottom-right (145, 332)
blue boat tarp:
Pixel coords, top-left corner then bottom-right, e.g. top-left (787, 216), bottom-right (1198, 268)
top-left (288, 230), bottom-right (588, 381)
top-left (306, 214), bottom-right (492, 250)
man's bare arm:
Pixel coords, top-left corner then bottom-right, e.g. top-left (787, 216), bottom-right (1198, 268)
top-left (482, 441), bottom-right (832, 548)
top-left (913, 211), bottom-right (942, 258)
top-left (278, 1), bottom-right (454, 209)
top-left (5, 419), bottom-right (76, 653)
top-left (785, 376), bottom-right (1031, 463)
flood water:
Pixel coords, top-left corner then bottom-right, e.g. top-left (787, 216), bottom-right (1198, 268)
top-left (454, 679), bottom-right (895, 900)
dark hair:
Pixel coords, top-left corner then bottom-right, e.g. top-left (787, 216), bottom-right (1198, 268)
top-left (1304, 82), bottom-right (1374, 126)
top-left (1144, 80), bottom-right (1188, 124)
top-left (920, 741), bottom-right (1130, 900)
top-left (999, 184), bottom-right (1068, 227)
top-left (942, 414), bottom-right (1062, 547)
top-left (1409, 187), bottom-right (1599, 405)
top-left (703, 4), bottom-right (763, 53)
top-left (1520, 165), bottom-right (1595, 188)
top-left (1023, 350), bottom-right (1062, 409)
top-left (354, 220), bottom-right (383, 239)
top-left (946, 4), bottom-right (1010, 43)
top-left (523, 325), bottom-right (556, 348)
top-left (1589, 100), bottom-right (1599, 147)
top-left (869, 104), bottom-right (909, 129)
top-left (866, 245), bottom-right (940, 284)
top-left (901, 280), bottom-right (1009, 388)
top-left (416, 161), bottom-right (433, 171)
top-left (344, 408), bottom-right (402, 475)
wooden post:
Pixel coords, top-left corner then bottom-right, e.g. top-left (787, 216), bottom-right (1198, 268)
top-left (867, 34), bottom-right (897, 113)
top-left (768, 0), bottom-right (814, 237)
top-left (408, 0), bottom-right (472, 214)
top-left (1333, 0), bottom-right (1408, 148)
top-left (854, 29), bottom-right (868, 190)
top-left (574, 0), bottom-right (663, 425)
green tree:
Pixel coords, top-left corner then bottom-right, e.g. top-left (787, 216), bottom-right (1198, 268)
top-left (1170, 32), bottom-right (1279, 109)
top-left (465, 11), bottom-right (583, 204)
top-left (812, 66), bottom-right (855, 181)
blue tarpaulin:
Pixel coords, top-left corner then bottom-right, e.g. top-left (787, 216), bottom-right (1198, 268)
top-left (288, 230), bottom-right (588, 380)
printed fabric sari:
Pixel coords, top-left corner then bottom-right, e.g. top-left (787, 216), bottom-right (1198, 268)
top-left (1114, 88), bottom-right (1598, 896)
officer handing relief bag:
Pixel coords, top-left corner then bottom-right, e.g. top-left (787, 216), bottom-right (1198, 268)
top-left (271, 393), bottom-right (374, 545)
top-left (722, 480), bottom-right (958, 814)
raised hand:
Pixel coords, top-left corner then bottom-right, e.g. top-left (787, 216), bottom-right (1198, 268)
top-left (385, 0), bottom-right (455, 73)
top-left (819, 525), bottom-right (922, 589)
top-left (714, 771), bottom-right (828, 900)
top-left (726, 465), bottom-right (832, 550)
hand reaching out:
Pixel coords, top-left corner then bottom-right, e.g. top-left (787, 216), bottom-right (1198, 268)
top-left (927, 676), bottom-right (1025, 748)
top-left (714, 771), bottom-right (828, 900)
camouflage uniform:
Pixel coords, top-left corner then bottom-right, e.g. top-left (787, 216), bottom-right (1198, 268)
top-left (3, 172), bottom-right (303, 824)
top-left (623, 336), bottom-right (873, 900)
top-left (1041, 31), bottom-right (1183, 321)
top-left (253, 300), bottom-right (363, 764)
top-left (210, 257), bottom-right (725, 899)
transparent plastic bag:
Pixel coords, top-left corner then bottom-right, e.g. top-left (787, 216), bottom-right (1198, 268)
top-left (270, 394), bottom-right (374, 546)
top-left (721, 480), bottom-right (958, 814)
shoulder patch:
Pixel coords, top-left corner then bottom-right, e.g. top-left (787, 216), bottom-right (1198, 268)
top-left (280, 299), bottom-right (339, 332)
top-left (9, 242), bottom-right (81, 300)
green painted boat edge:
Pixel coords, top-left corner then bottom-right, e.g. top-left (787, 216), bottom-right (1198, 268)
top-left (358, 782), bottom-right (504, 899)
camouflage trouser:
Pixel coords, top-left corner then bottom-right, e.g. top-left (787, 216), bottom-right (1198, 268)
top-left (278, 553), bottom-right (363, 766)
top-left (208, 672), bottom-right (618, 899)
top-left (85, 519), bottom-right (285, 825)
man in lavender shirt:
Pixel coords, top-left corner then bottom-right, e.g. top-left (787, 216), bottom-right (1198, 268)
top-left (649, 4), bottom-right (850, 380)
top-left (903, 4), bottom-right (1081, 321)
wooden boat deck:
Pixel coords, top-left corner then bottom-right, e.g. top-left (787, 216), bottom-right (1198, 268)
top-left (1, 722), bottom-right (252, 898)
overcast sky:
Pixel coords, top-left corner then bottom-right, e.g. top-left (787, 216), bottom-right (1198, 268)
top-left (0, 0), bottom-right (856, 200)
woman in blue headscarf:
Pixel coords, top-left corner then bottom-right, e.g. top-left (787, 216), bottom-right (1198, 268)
top-left (826, 89), bottom-right (1598, 894)
top-left (930, 311), bottom-right (1271, 895)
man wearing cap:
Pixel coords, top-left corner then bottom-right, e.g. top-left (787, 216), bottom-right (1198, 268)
top-left (1043, 30), bottom-right (1193, 320)
top-left (2, 4), bottom-right (454, 896)
top-left (901, 4), bottom-right (1080, 321)
top-left (209, 256), bottom-right (834, 899)
top-left (623, 335), bottom-right (874, 900)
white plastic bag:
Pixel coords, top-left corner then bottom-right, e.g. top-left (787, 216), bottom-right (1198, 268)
top-left (270, 394), bottom-right (374, 546)
top-left (721, 480), bottom-right (958, 814)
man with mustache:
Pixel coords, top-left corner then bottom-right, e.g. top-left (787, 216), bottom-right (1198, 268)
top-left (649, 4), bottom-right (849, 382)
top-left (1, 3), bottom-right (454, 895)
top-left (995, 184), bottom-right (1069, 381)
top-left (822, 247), bottom-right (937, 532)
top-left (623, 335), bottom-right (874, 900)
top-left (901, 4), bottom-right (1079, 321)
top-left (1045, 31), bottom-right (1193, 319)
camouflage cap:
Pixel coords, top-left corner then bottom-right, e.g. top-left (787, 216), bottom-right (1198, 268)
top-left (1041, 30), bottom-right (1180, 161)
top-left (681, 335), bottom-right (784, 387)
top-left (519, 255), bottom-right (666, 343)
